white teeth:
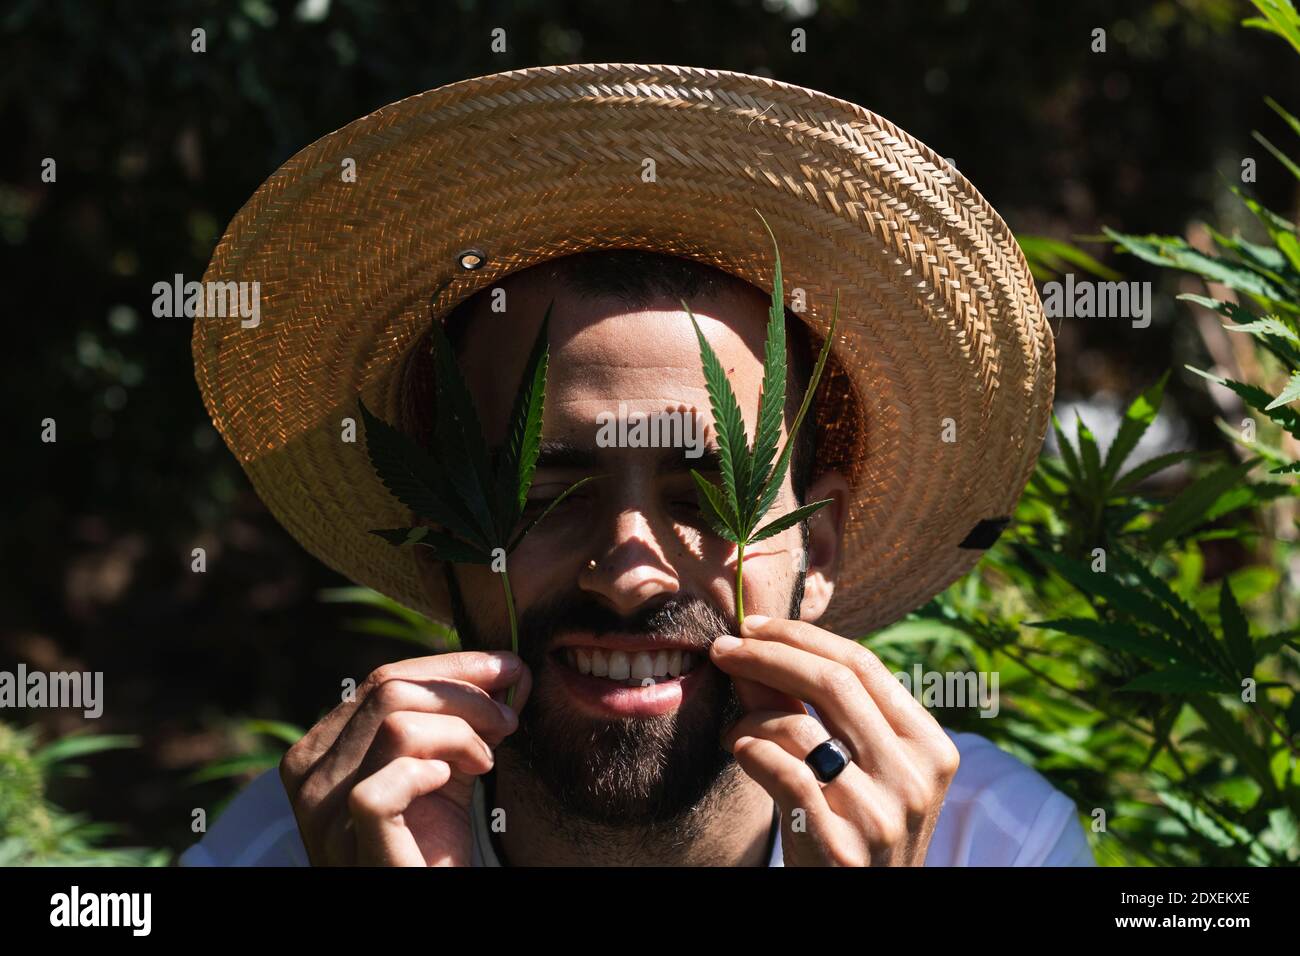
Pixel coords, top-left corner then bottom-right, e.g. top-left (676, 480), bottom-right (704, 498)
top-left (653, 650), bottom-right (669, 678)
top-left (608, 650), bottom-right (630, 680)
top-left (566, 647), bottom-right (701, 682)
top-left (631, 651), bottom-right (654, 680)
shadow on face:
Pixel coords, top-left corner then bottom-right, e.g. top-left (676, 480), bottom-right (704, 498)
top-left (411, 258), bottom-right (844, 824)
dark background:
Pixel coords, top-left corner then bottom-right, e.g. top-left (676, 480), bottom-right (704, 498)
top-left (2, 0), bottom-right (1296, 856)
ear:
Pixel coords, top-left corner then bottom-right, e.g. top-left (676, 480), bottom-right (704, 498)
top-left (796, 468), bottom-right (850, 624)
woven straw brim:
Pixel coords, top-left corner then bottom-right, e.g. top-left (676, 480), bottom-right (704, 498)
top-left (193, 62), bottom-right (1054, 639)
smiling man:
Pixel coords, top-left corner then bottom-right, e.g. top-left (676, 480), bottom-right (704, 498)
top-left (182, 63), bottom-right (1093, 867)
top-left (399, 253), bottom-right (854, 866)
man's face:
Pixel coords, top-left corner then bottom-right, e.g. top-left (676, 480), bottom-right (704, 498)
top-left (421, 271), bottom-right (818, 826)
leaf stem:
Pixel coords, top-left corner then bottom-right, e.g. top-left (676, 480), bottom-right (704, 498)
top-left (501, 568), bottom-right (519, 709)
top-left (735, 541), bottom-right (746, 627)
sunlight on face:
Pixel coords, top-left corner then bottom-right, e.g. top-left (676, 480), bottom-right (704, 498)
top-left (450, 269), bottom-right (804, 624)
top-left (415, 266), bottom-right (814, 825)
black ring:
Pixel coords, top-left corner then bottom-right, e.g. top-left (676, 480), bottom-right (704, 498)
top-left (805, 737), bottom-right (852, 783)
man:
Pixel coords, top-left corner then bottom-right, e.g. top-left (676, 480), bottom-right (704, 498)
top-left (183, 63), bottom-right (1092, 866)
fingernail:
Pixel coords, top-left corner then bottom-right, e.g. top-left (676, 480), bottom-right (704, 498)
top-left (494, 654), bottom-right (521, 674)
top-left (744, 615), bottom-right (769, 630)
top-left (713, 635), bottom-right (742, 652)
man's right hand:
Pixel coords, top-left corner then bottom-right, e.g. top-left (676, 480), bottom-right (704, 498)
top-left (280, 651), bottom-right (530, 866)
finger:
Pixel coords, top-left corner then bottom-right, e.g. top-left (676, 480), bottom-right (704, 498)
top-left (710, 634), bottom-right (896, 771)
top-left (714, 621), bottom-right (805, 719)
top-left (356, 676), bottom-right (520, 746)
top-left (731, 734), bottom-right (830, 817)
top-left (290, 675), bottom-right (517, 834)
top-left (282, 651), bottom-right (522, 794)
top-left (314, 675), bottom-right (513, 779)
top-left (730, 673), bottom-right (805, 717)
top-left (730, 735), bottom-right (862, 864)
top-left (739, 618), bottom-right (964, 816)
top-left (360, 651), bottom-right (525, 693)
top-left (488, 659), bottom-right (534, 716)
top-left (722, 710), bottom-right (894, 824)
top-left (722, 709), bottom-right (830, 757)
top-left (349, 757), bottom-right (453, 865)
top-left (357, 711), bottom-right (495, 780)
top-left (741, 616), bottom-right (941, 738)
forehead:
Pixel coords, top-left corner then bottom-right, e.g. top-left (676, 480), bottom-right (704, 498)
top-left (453, 267), bottom-right (772, 443)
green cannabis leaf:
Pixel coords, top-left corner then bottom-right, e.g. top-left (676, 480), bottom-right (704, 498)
top-left (684, 213), bottom-right (838, 625)
top-left (359, 303), bottom-right (596, 707)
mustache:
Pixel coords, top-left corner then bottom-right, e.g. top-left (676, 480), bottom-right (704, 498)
top-left (516, 591), bottom-right (735, 654)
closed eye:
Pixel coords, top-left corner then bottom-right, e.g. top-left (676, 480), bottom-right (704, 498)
top-left (522, 485), bottom-right (591, 517)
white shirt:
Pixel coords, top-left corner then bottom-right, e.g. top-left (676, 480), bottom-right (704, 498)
top-left (179, 729), bottom-right (1096, 866)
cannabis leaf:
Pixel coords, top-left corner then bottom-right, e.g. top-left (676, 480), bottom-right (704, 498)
top-left (684, 213), bottom-right (838, 624)
top-left (360, 303), bottom-right (596, 706)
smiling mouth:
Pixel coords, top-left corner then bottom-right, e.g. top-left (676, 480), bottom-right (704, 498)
top-left (554, 646), bottom-right (703, 687)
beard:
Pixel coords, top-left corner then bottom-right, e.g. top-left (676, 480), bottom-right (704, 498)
top-left (444, 566), bottom-right (806, 832)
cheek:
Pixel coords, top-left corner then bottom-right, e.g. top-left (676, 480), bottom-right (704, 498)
top-left (496, 498), bottom-right (796, 613)
top-left (658, 531), bottom-right (748, 620)
top-left (665, 519), bottom-right (727, 565)
top-left (738, 529), bottom-right (803, 599)
top-left (452, 564), bottom-right (508, 626)
top-left (743, 523), bottom-right (804, 565)
top-left (500, 537), bottom-right (584, 607)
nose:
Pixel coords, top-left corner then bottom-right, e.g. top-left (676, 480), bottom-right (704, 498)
top-left (580, 507), bottom-right (679, 618)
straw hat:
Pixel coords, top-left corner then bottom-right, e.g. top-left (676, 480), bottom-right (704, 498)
top-left (192, 62), bottom-right (1054, 639)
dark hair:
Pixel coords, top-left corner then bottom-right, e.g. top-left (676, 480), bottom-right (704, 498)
top-left (438, 249), bottom-right (821, 503)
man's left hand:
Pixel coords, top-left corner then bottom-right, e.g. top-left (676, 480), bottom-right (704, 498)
top-left (710, 615), bottom-right (961, 867)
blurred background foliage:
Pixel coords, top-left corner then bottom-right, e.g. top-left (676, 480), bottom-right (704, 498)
top-left (1, 0), bottom-right (1298, 863)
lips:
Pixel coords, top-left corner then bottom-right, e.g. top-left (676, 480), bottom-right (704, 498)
top-left (548, 637), bottom-right (710, 718)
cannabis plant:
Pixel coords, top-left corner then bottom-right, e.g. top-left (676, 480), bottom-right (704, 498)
top-left (361, 306), bottom-right (595, 707)
top-left (683, 215), bottom-right (838, 625)
top-left (0, 722), bottom-right (167, 865)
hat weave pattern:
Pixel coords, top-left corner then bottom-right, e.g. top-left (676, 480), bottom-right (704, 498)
top-left (193, 63), bottom-right (1054, 638)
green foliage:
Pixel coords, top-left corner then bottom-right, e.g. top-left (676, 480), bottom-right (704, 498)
top-left (870, 373), bottom-right (1298, 864)
top-left (1243, 0), bottom-right (1300, 54)
top-left (185, 719), bottom-right (307, 786)
top-left (195, 8), bottom-right (1300, 866)
top-left (1106, 222), bottom-right (1300, 476)
top-left (684, 213), bottom-right (838, 624)
top-left (187, 592), bottom-right (447, 802)
top-left (318, 585), bottom-right (459, 651)
top-left (0, 722), bottom-right (167, 866)
top-left (1024, 22), bottom-right (1300, 860)
top-left (360, 308), bottom-right (596, 706)
top-left (1017, 234), bottom-right (1123, 283)
top-left (1104, 65), bottom-right (1300, 479)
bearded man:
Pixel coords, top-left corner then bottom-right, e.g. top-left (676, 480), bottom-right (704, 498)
top-left (181, 64), bottom-right (1092, 868)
